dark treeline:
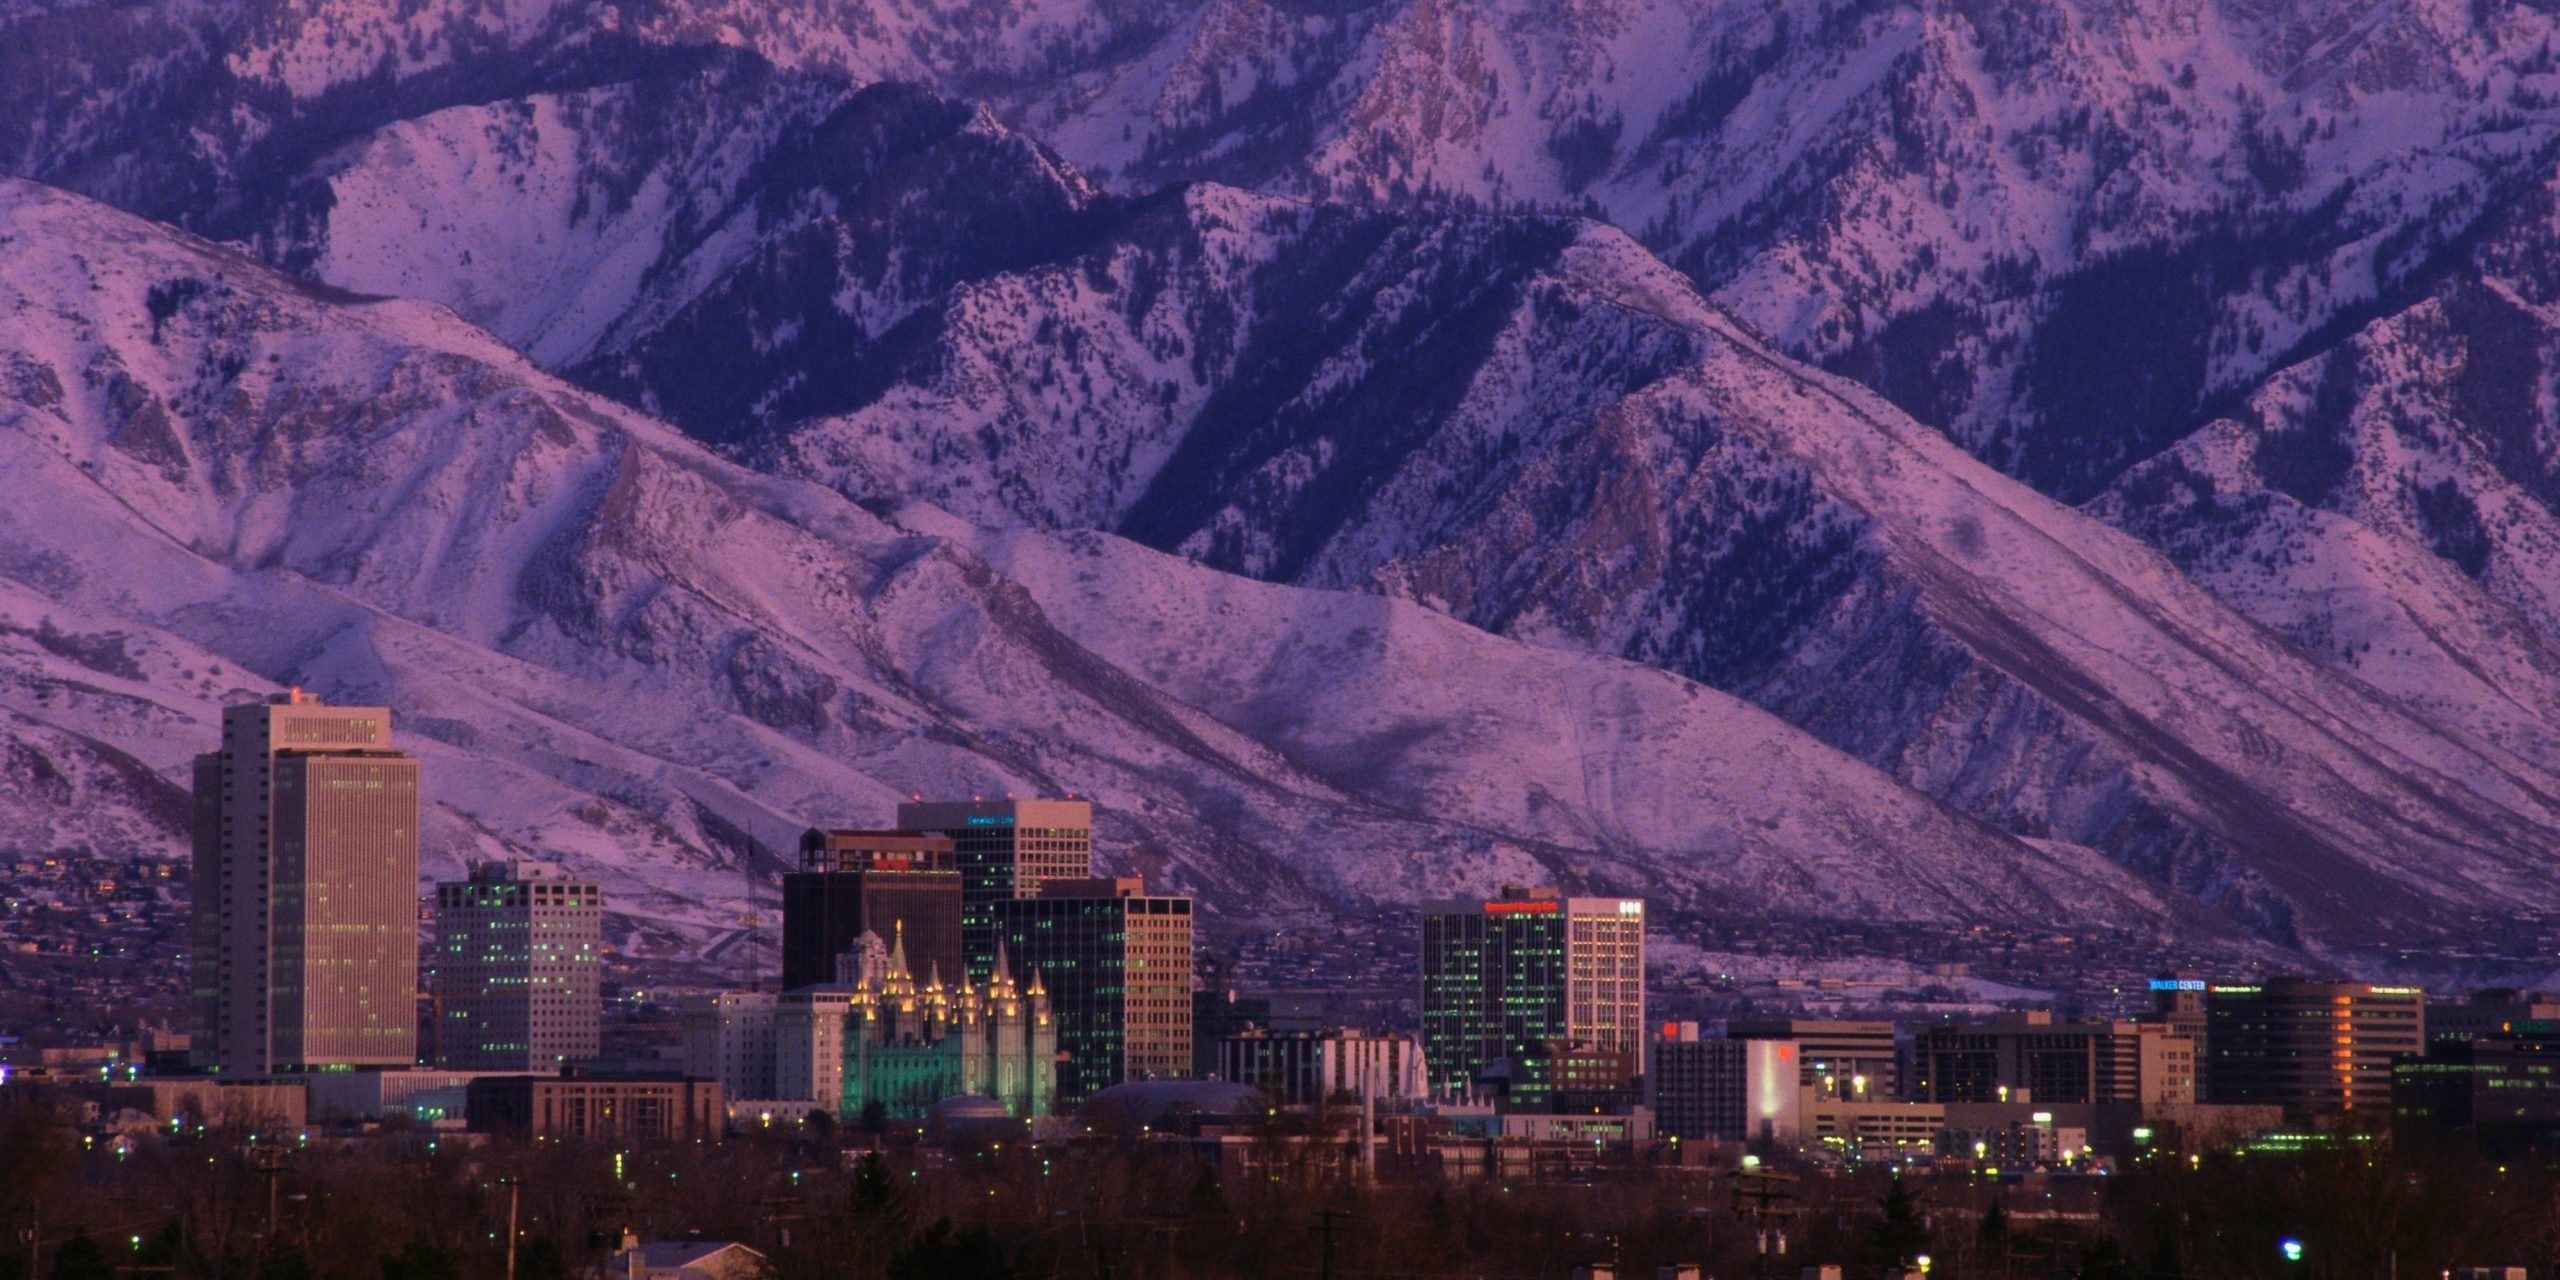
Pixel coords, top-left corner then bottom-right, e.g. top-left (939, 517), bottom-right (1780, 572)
top-left (5, 1089), bottom-right (2559, 1280)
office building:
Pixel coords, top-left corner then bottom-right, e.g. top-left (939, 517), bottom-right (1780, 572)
top-left (1648, 1023), bottom-right (1800, 1143)
top-left (1419, 889), bottom-right (1645, 1099)
top-left (466, 1073), bottom-right (724, 1142)
top-left (1510, 1040), bottom-right (1642, 1113)
top-left (682, 992), bottom-right (790, 1109)
top-left (992, 876), bottom-right (1192, 1104)
top-left (896, 798), bottom-right (1091, 983)
top-left (1218, 1029), bottom-right (1428, 1107)
top-left (191, 692), bottom-right (420, 1074)
top-left (2393, 1032), bottom-right (2560, 1158)
top-left (782, 829), bottom-right (962, 990)
top-left (1727, 1019), bottom-right (1901, 1100)
top-left (2428, 989), bottom-right (2560, 1044)
top-left (1912, 1012), bottom-right (2194, 1105)
top-left (2205, 980), bottom-right (2426, 1110)
top-left (431, 861), bottom-right (601, 1071)
top-left (2148, 973), bottom-right (2211, 1044)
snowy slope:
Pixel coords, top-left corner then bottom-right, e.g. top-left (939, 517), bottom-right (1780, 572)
top-left (755, 186), bottom-right (2560, 947)
top-left (2094, 167), bottom-right (2560, 781)
top-left (11, 0), bottom-right (2560, 956)
top-left (248, 57), bottom-right (1111, 442)
top-left (17, 0), bottom-right (2560, 499)
top-left (0, 178), bottom-right (2200, 967)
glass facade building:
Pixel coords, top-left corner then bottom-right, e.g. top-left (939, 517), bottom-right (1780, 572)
top-left (1419, 889), bottom-right (1645, 1099)
top-left (896, 799), bottom-right (1091, 983)
top-left (991, 877), bottom-right (1192, 1105)
top-left (2206, 980), bottom-right (2426, 1110)
top-left (782, 829), bottom-right (962, 990)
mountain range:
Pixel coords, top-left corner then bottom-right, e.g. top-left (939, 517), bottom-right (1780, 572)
top-left (5, 0), bottom-right (2559, 975)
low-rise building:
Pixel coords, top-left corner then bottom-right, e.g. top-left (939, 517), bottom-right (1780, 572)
top-left (2393, 1033), bottom-right (2560, 1158)
top-left (305, 1069), bottom-right (506, 1124)
top-left (1801, 1099), bottom-right (1946, 1162)
top-left (466, 1073), bottom-right (724, 1142)
top-left (1218, 1029), bottom-right (1427, 1106)
top-left (1648, 1023), bottom-right (1800, 1143)
top-left (1728, 1020), bottom-right (1900, 1101)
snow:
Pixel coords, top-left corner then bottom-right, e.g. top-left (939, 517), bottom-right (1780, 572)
top-left (0, 177), bottom-right (2199, 974)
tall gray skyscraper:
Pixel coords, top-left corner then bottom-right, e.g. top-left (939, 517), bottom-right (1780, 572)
top-left (191, 692), bottom-right (421, 1074)
top-left (432, 861), bottom-right (602, 1070)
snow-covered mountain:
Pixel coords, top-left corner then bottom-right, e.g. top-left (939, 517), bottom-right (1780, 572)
top-left (242, 54), bottom-right (1114, 444)
top-left (1, 177), bottom-right (2215, 966)
top-left (23, 0), bottom-right (2559, 502)
top-left (2093, 166), bottom-right (2560, 783)
top-left (10, 0), bottom-right (2560, 962)
top-left (729, 180), bottom-right (2560, 948)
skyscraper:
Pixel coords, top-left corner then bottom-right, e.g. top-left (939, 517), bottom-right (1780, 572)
top-left (1418, 888), bottom-right (1645, 1099)
top-left (991, 876), bottom-right (1192, 1105)
top-left (2205, 979), bottom-right (2426, 1110)
top-left (896, 798), bottom-right (1090, 982)
top-left (191, 692), bottom-right (420, 1074)
top-left (782, 829), bottom-right (963, 990)
top-left (431, 861), bottom-right (602, 1070)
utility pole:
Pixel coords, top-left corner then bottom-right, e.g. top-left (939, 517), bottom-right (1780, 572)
top-left (1316, 1208), bottom-right (1347, 1280)
top-left (250, 1147), bottom-right (287, 1244)
top-left (502, 1178), bottom-right (522, 1280)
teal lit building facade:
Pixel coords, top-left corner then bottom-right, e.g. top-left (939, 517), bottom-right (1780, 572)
top-left (1420, 888), bottom-right (1646, 1100)
top-left (838, 930), bottom-right (1057, 1119)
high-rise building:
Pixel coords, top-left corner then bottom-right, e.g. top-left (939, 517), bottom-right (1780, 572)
top-left (1648, 1023), bottom-right (1800, 1143)
top-left (1192, 951), bottom-right (1273, 1077)
top-left (191, 692), bottom-right (420, 1074)
top-left (782, 830), bottom-right (963, 990)
top-left (895, 798), bottom-right (1091, 983)
top-left (991, 876), bottom-right (1192, 1104)
top-left (2205, 980), bottom-right (2427, 1110)
top-left (1418, 888), bottom-right (1645, 1099)
top-left (1727, 1019), bottom-right (1902, 1100)
top-left (1911, 1012), bottom-right (2194, 1105)
top-left (431, 861), bottom-right (602, 1071)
